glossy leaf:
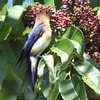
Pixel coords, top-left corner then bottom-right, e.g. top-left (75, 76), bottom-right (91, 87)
top-left (37, 59), bottom-right (45, 77)
top-left (59, 75), bottom-right (88, 100)
top-left (50, 72), bottom-right (66, 100)
top-left (6, 5), bottom-right (24, 30)
top-left (63, 25), bottom-right (85, 58)
top-left (75, 53), bottom-right (100, 94)
top-left (51, 38), bottom-right (74, 71)
top-left (43, 55), bottom-right (54, 82)
top-left (41, 67), bottom-right (50, 99)
top-left (0, 46), bottom-right (7, 89)
top-left (37, 58), bottom-right (51, 99)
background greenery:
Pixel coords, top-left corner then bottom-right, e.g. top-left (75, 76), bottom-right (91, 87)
top-left (0, 0), bottom-right (100, 100)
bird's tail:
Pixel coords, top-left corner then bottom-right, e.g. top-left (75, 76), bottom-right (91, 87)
top-left (27, 55), bottom-right (38, 86)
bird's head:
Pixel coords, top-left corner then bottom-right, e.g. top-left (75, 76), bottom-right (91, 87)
top-left (36, 10), bottom-right (54, 21)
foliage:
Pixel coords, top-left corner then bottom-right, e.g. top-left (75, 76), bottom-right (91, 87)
top-left (0, 0), bottom-right (100, 100)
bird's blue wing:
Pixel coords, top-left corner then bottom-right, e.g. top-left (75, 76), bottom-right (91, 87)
top-left (17, 22), bottom-right (45, 65)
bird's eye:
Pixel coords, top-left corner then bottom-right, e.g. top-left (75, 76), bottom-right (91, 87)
top-left (46, 10), bottom-right (54, 15)
top-left (46, 10), bottom-right (49, 14)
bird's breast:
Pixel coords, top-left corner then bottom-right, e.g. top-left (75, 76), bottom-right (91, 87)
top-left (30, 33), bottom-right (51, 56)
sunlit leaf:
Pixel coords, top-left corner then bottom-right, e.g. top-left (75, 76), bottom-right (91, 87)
top-left (0, 5), bottom-right (7, 16)
top-left (51, 38), bottom-right (74, 71)
top-left (50, 72), bottom-right (66, 100)
top-left (59, 75), bottom-right (88, 100)
top-left (37, 59), bottom-right (51, 99)
top-left (93, 7), bottom-right (99, 11)
top-left (97, 7), bottom-right (100, 15)
top-left (63, 25), bottom-right (85, 58)
top-left (37, 59), bottom-right (45, 77)
top-left (44, 0), bottom-right (55, 10)
top-left (75, 53), bottom-right (100, 94)
top-left (6, 5), bottom-right (24, 30)
top-left (43, 55), bottom-right (54, 82)
top-left (41, 67), bottom-right (50, 98)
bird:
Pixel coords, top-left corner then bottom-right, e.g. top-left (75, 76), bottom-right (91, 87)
top-left (16, 10), bottom-right (52, 86)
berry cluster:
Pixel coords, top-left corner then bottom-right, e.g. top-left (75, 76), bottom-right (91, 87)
top-left (60, 0), bottom-right (100, 65)
top-left (22, 1), bottom-right (100, 65)
top-left (51, 9), bottom-right (70, 33)
top-left (22, 2), bottom-right (52, 28)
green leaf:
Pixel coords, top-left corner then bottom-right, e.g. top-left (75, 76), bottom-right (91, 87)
top-left (93, 7), bottom-right (99, 11)
top-left (97, 7), bottom-right (100, 15)
top-left (75, 53), bottom-right (100, 94)
top-left (0, 20), bottom-right (4, 29)
top-left (10, 20), bottom-right (25, 35)
top-left (0, 0), bottom-right (7, 10)
top-left (43, 55), bottom-right (54, 82)
top-left (51, 38), bottom-right (74, 71)
top-left (6, 5), bottom-right (24, 30)
top-left (71, 75), bottom-right (88, 100)
top-left (34, 0), bottom-right (44, 4)
top-left (0, 21), bottom-right (11, 41)
top-left (63, 25), bottom-right (85, 58)
top-left (37, 92), bottom-right (47, 100)
top-left (0, 5), bottom-right (6, 29)
top-left (37, 59), bottom-right (51, 99)
top-left (24, 70), bottom-right (35, 100)
top-left (44, 0), bottom-right (55, 11)
top-left (50, 83), bottom-right (59, 100)
top-left (54, 0), bottom-right (62, 10)
top-left (59, 75), bottom-right (88, 100)
top-left (9, 40), bottom-right (27, 80)
top-left (2, 40), bottom-right (27, 80)
top-left (0, 5), bottom-right (7, 16)
top-left (41, 67), bottom-right (50, 99)
top-left (89, 0), bottom-right (100, 8)
top-left (13, 0), bottom-right (24, 5)
top-left (50, 72), bottom-right (66, 100)
top-left (0, 46), bottom-right (7, 89)
top-left (37, 59), bottom-right (45, 77)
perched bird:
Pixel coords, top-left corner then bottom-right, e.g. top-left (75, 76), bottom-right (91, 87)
top-left (17, 10), bottom-right (52, 86)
